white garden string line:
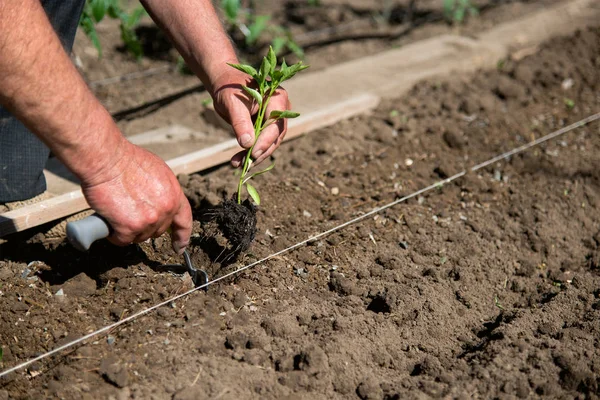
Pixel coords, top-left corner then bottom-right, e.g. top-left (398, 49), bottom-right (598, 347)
top-left (1, 112), bottom-right (599, 379)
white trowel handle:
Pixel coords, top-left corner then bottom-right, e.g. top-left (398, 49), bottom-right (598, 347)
top-left (66, 214), bottom-right (111, 251)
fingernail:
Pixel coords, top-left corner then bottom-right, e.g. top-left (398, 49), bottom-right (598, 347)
top-left (253, 150), bottom-right (263, 159)
top-left (239, 133), bottom-right (253, 148)
top-left (231, 159), bottom-right (241, 168)
top-left (173, 241), bottom-right (187, 255)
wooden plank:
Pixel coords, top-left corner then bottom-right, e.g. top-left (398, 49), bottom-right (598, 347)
top-left (0, 93), bottom-right (379, 237)
top-left (168, 93), bottom-right (380, 175)
top-left (0, 191), bottom-right (88, 237)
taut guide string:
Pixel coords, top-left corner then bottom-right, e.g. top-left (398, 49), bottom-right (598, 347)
top-left (1, 112), bottom-right (599, 379)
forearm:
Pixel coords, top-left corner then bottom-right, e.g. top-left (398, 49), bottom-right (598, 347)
top-left (0, 0), bottom-right (126, 185)
top-left (140, 0), bottom-right (239, 93)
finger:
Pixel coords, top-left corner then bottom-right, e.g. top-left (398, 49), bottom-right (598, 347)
top-left (170, 192), bottom-right (193, 254)
top-left (230, 150), bottom-right (246, 168)
top-left (107, 230), bottom-right (136, 247)
top-left (226, 97), bottom-right (256, 149)
top-left (253, 117), bottom-right (285, 162)
top-left (253, 143), bottom-right (276, 166)
top-left (153, 220), bottom-right (172, 239)
top-left (252, 90), bottom-right (289, 159)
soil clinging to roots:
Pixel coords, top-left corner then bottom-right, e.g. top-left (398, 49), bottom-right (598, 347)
top-left (200, 198), bottom-right (257, 263)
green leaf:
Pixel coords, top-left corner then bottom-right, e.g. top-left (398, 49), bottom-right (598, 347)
top-left (227, 63), bottom-right (258, 79)
top-left (91, 0), bottom-right (107, 22)
top-left (271, 37), bottom-right (286, 57)
top-left (286, 39), bottom-right (305, 59)
top-left (282, 61), bottom-right (309, 81)
top-left (443, 0), bottom-right (455, 19)
top-left (454, 6), bottom-right (465, 22)
top-left (120, 25), bottom-right (143, 60)
top-left (243, 161), bottom-right (275, 184)
top-left (246, 15), bottom-right (270, 46)
top-left (267, 46), bottom-right (277, 75)
top-left (246, 184), bottom-right (260, 205)
top-left (221, 0), bottom-right (240, 24)
top-left (79, 14), bottom-right (102, 57)
top-left (258, 56), bottom-right (271, 86)
top-left (242, 85), bottom-right (263, 105)
top-left (564, 98), bottom-right (575, 109)
top-left (106, 0), bottom-right (120, 18)
top-left (125, 7), bottom-right (146, 28)
top-left (269, 110), bottom-right (300, 120)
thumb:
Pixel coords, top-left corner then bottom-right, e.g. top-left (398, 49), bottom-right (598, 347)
top-left (227, 98), bottom-right (255, 149)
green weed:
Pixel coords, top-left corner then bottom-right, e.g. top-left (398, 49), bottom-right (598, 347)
top-left (79, 0), bottom-right (146, 59)
top-left (564, 98), bottom-right (575, 110)
top-left (220, 0), bottom-right (303, 58)
top-left (443, 0), bottom-right (478, 24)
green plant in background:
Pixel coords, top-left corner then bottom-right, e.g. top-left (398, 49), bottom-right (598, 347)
top-left (220, 0), bottom-right (304, 58)
top-left (564, 98), bottom-right (575, 110)
top-left (443, 0), bottom-right (478, 24)
top-left (79, 0), bottom-right (146, 59)
top-left (228, 47), bottom-right (309, 205)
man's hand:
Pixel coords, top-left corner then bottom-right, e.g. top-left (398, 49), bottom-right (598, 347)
top-left (80, 140), bottom-right (192, 253)
top-left (0, 1), bottom-right (193, 254)
top-left (139, 0), bottom-right (292, 167)
top-left (210, 68), bottom-right (292, 167)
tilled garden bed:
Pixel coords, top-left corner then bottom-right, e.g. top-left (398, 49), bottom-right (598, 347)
top-left (1, 26), bottom-right (599, 399)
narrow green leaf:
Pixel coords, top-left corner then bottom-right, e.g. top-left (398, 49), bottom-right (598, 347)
top-left (243, 161), bottom-right (275, 183)
top-left (443, 0), bottom-right (455, 19)
top-left (120, 25), bottom-right (143, 60)
top-left (267, 46), bottom-right (277, 75)
top-left (227, 63), bottom-right (258, 79)
top-left (271, 37), bottom-right (286, 57)
top-left (79, 14), bottom-right (102, 57)
top-left (91, 0), bottom-right (107, 22)
top-left (282, 62), bottom-right (309, 81)
top-left (246, 15), bottom-right (270, 46)
top-left (258, 57), bottom-right (271, 86)
top-left (125, 7), bottom-right (147, 28)
top-left (242, 85), bottom-right (263, 105)
top-left (454, 7), bottom-right (465, 22)
top-left (221, 0), bottom-right (240, 23)
top-left (270, 69), bottom-right (283, 83)
top-left (269, 110), bottom-right (301, 120)
top-left (286, 39), bottom-right (305, 59)
top-left (246, 184), bottom-right (261, 205)
top-left (106, 0), bottom-right (119, 18)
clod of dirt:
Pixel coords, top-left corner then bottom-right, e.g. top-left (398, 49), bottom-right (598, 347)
top-left (356, 380), bottom-right (383, 400)
top-left (59, 273), bottom-right (96, 297)
top-left (293, 345), bottom-right (329, 375)
top-left (99, 357), bottom-right (129, 388)
top-left (199, 198), bottom-right (257, 263)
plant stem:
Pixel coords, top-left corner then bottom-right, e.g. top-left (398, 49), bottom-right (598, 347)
top-left (237, 86), bottom-right (276, 204)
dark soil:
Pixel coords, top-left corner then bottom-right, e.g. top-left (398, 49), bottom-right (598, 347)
top-left (1, 20), bottom-right (600, 400)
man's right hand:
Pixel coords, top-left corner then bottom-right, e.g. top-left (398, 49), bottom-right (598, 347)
top-left (80, 140), bottom-right (192, 254)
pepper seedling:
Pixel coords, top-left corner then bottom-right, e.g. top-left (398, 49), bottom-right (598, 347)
top-left (228, 47), bottom-right (309, 205)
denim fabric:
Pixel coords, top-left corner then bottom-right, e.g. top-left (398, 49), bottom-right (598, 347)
top-left (0, 0), bottom-right (86, 201)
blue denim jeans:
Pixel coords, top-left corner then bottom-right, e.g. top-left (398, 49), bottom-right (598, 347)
top-left (0, 0), bottom-right (86, 202)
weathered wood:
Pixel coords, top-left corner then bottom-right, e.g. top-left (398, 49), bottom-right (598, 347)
top-left (167, 93), bottom-right (380, 175)
top-left (0, 93), bottom-right (379, 237)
